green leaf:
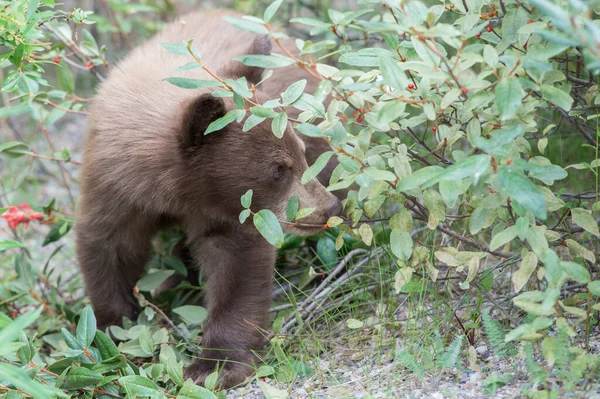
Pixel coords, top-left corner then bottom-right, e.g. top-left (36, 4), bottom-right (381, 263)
top-left (483, 45), bottom-right (498, 68)
top-left (94, 331), bottom-right (119, 360)
top-left (498, 165), bottom-right (547, 220)
top-left (561, 261), bottom-right (590, 283)
top-left (137, 270), bottom-right (175, 291)
top-left (80, 29), bottom-right (99, 55)
top-left (256, 365), bottom-right (276, 378)
top-left (234, 54), bottom-right (295, 68)
top-left (390, 229), bottom-right (413, 262)
top-left (286, 195), bottom-right (299, 221)
top-left (469, 207), bottom-right (492, 235)
top-left (243, 114), bottom-right (267, 131)
top-left (264, 0), bottom-right (282, 22)
top-left (160, 42), bottom-right (191, 55)
top-left (271, 112), bottom-right (288, 138)
top-left (397, 166), bottom-right (444, 192)
top-left (205, 109), bottom-right (244, 134)
top-left (164, 78), bottom-right (222, 89)
top-left (301, 151), bottom-right (334, 184)
top-left (239, 209), bottom-right (251, 224)
top-left (118, 375), bottom-right (159, 397)
top-left (241, 189), bottom-right (253, 208)
top-left (317, 237), bottom-right (337, 267)
top-left (92, 354), bottom-right (127, 374)
top-left (424, 190), bottom-right (445, 229)
top-left (42, 221), bottom-right (72, 246)
top-left (281, 80), bottom-right (307, 106)
top-left (56, 61), bottom-right (74, 93)
top-left (0, 363), bottom-right (67, 398)
top-left (172, 305), bottom-right (208, 325)
top-left (65, 368), bottom-right (103, 389)
top-left (44, 100), bottom-right (71, 128)
top-left (76, 305), bottom-right (96, 347)
top-left (571, 208), bottom-right (600, 237)
top-left (225, 76), bottom-right (253, 99)
top-left (512, 252), bottom-right (538, 293)
top-left (295, 123), bottom-right (322, 137)
top-left (251, 106), bottom-right (278, 118)
top-left (223, 16), bottom-right (269, 34)
top-left (588, 281), bottom-right (600, 296)
top-left (495, 77), bottom-right (522, 121)
top-left (490, 225), bottom-right (518, 251)
top-left (540, 85), bottom-right (573, 111)
top-left (362, 168), bottom-right (397, 182)
top-left (424, 154), bottom-right (490, 187)
top-left (26, 0), bottom-right (40, 20)
top-left (253, 210), bottom-right (284, 248)
top-left (0, 240), bottom-right (26, 253)
top-left (339, 48), bottom-right (388, 67)
top-left (258, 380), bottom-right (289, 399)
top-left (378, 52), bottom-right (407, 91)
top-left (0, 103), bottom-right (29, 119)
top-left (528, 0), bottom-right (570, 31)
top-left (474, 125), bottom-right (525, 155)
top-left (177, 379), bottom-right (218, 399)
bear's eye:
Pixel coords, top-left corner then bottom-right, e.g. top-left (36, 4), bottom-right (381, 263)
top-left (273, 165), bottom-right (286, 182)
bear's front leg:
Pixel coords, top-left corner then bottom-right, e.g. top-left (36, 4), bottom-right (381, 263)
top-left (183, 225), bottom-right (276, 388)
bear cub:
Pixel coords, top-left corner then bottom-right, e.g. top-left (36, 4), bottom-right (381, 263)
top-left (76, 10), bottom-right (340, 388)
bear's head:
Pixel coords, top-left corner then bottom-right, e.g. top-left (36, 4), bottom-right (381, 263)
top-left (176, 36), bottom-right (341, 236)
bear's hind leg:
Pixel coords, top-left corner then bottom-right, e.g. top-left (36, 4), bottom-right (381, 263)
top-left (183, 225), bottom-right (275, 388)
top-left (76, 208), bottom-right (160, 330)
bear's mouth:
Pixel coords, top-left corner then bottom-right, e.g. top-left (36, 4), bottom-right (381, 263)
top-left (283, 222), bottom-right (326, 237)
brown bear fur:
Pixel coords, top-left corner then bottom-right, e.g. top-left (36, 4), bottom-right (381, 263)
top-left (76, 10), bottom-right (341, 388)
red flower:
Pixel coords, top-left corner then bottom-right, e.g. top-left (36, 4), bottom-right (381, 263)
top-left (2, 203), bottom-right (43, 229)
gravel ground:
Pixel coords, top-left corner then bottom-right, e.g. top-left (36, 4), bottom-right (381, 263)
top-left (226, 330), bottom-right (600, 399)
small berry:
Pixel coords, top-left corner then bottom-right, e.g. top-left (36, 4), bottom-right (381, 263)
top-left (527, 19), bottom-right (534, 24)
top-left (449, 3), bottom-right (455, 9)
top-left (494, 11), bottom-right (499, 16)
top-left (432, 125), bottom-right (437, 132)
top-left (523, 43), bottom-right (528, 49)
top-left (53, 55), bottom-right (60, 64)
top-left (408, 83), bottom-right (415, 90)
top-left (357, 116), bottom-right (363, 123)
top-left (85, 61), bottom-right (92, 69)
top-left (488, 11), bottom-right (495, 17)
top-left (486, 25), bottom-right (493, 33)
top-left (352, 111), bottom-right (357, 118)
top-left (462, 87), bottom-right (468, 94)
top-left (323, 224), bottom-right (329, 229)
top-left (476, 32), bottom-right (482, 39)
top-left (481, 14), bottom-right (488, 20)
top-left (489, 188), bottom-right (496, 194)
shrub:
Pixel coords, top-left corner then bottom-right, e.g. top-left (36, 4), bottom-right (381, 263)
top-left (1, 0), bottom-right (600, 396)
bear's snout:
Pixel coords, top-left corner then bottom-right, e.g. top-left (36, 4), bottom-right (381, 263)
top-left (325, 198), bottom-right (342, 220)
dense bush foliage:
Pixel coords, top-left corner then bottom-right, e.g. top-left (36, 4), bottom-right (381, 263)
top-left (1, 0), bottom-right (600, 397)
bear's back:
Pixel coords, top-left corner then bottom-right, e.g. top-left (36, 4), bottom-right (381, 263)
top-left (82, 11), bottom-right (257, 214)
top-left (90, 10), bottom-right (255, 139)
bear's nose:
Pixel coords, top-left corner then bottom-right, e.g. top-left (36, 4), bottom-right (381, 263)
top-left (325, 198), bottom-right (343, 220)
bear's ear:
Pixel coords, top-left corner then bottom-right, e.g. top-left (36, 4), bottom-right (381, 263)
top-left (180, 93), bottom-right (226, 149)
top-left (220, 35), bottom-right (272, 84)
